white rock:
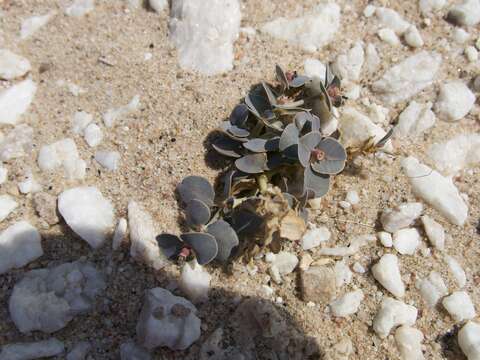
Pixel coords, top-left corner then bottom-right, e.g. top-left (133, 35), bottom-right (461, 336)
top-left (0, 124), bottom-right (33, 161)
top-left (0, 221), bottom-right (41, 275)
top-left (179, 260), bottom-right (211, 303)
top-left (395, 326), bottom-right (424, 360)
top-left (378, 231), bottom-right (393, 247)
top-left (320, 234), bottom-right (376, 257)
top-left (128, 201), bottom-right (167, 270)
top-left (240, 26), bottom-right (256, 37)
top-left (465, 46), bottom-right (479, 62)
top-left (0, 167), bottom-right (7, 184)
top-left (345, 190), bottom-right (360, 205)
top-left (58, 187), bottom-right (115, 249)
top-left (0, 194), bottom-right (17, 222)
top-left (56, 79), bottom-right (86, 96)
top-left (0, 78), bottom-right (37, 125)
top-left (334, 260), bottom-right (353, 288)
top-left (304, 59), bottom-right (326, 83)
top-left (103, 95), bottom-right (140, 127)
top-left (338, 107), bottom-right (393, 152)
top-left (378, 28), bottom-right (401, 46)
top-left (393, 228), bottom-right (421, 255)
top-left (428, 134), bottom-right (480, 175)
top-left (65, 0), bottom-right (94, 17)
top-left (394, 101), bottom-right (435, 138)
top-left (419, 0), bottom-right (446, 15)
top-left (373, 51), bottom-right (442, 104)
top-left (363, 5), bottom-right (376, 17)
top-left (404, 26), bottom-right (424, 48)
top-left (71, 111), bottom-right (93, 134)
top-left (375, 7), bottom-right (411, 34)
top-left (372, 254), bottom-right (405, 298)
top-left (95, 150), bottom-right (120, 171)
top-left (301, 226), bottom-right (330, 250)
top-left (331, 42), bottom-right (364, 81)
top-left (458, 321), bottom-right (480, 360)
top-left (271, 251), bottom-right (298, 275)
top-left (261, 3), bottom-right (340, 52)
top-left (38, 138), bottom-right (86, 180)
top-left (17, 171), bottom-right (42, 194)
top-left (434, 81), bottom-right (476, 121)
top-left (112, 218), bottom-right (128, 250)
top-left (445, 255), bottom-right (467, 288)
top-left (367, 102), bottom-right (389, 126)
top-left (421, 215), bottom-right (445, 250)
top-left (0, 50), bottom-right (31, 80)
top-left (66, 341), bottom-right (91, 360)
top-left (402, 157), bottom-right (468, 225)
top-left (83, 123), bottom-right (103, 147)
top-left (343, 82), bottom-right (360, 100)
top-left (453, 28), bottom-right (470, 44)
top-left (365, 43), bottom-right (381, 73)
top-left (416, 271), bottom-right (448, 307)
top-left (120, 341), bottom-right (151, 360)
top-left (381, 203), bottom-right (423, 233)
top-left (339, 200), bottom-right (351, 209)
top-left (0, 338), bottom-right (64, 360)
top-left (373, 297), bottom-right (418, 338)
top-left (20, 12), bottom-right (56, 39)
top-left (352, 262), bottom-right (365, 273)
top-left (136, 287), bottom-right (201, 350)
top-left (443, 291), bottom-right (476, 322)
top-left (9, 261), bottom-right (105, 333)
top-left (170, 0), bottom-right (240, 75)
top-left (330, 289), bottom-right (364, 317)
top-left (447, 0), bottom-right (480, 26)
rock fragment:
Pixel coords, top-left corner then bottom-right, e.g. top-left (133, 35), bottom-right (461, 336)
top-left (33, 192), bottom-right (59, 225)
top-left (66, 341), bottom-right (91, 360)
top-left (103, 95), bottom-right (140, 127)
top-left (20, 12), bottom-right (56, 39)
top-left (372, 254), bottom-right (405, 298)
top-left (393, 228), bottom-right (421, 255)
top-left (301, 226), bottom-right (330, 250)
top-left (434, 81), bottom-right (475, 122)
top-left (120, 341), bottom-right (151, 360)
top-left (0, 338), bottom-right (64, 360)
top-left (381, 202), bottom-right (423, 233)
top-left (395, 326), bottom-right (424, 360)
top-left (301, 266), bottom-right (336, 303)
top-left (458, 321), bottom-right (480, 360)
top-left (179, 260), bottom-right (211, 303)
top-left (112, 218), bottom-right (128, 250)
top-left (95, 150), bottom-right (120, 171)
top-left (0, 50), bottom-right (31, 80)
top-left (416, 271), bottom-right (448, 307)
top-left (421, 215), bottom-right (445, 250)
top-left (0, 79), bottom-right (37, 125)
top-left (442, 291), bottom-right (476, 322)
top-left (0, 194), bottom-right (18, 222)
top-left (373, 297), bottom-right (418, 338)
top-left (446, 0), bottom-right (480, 26)
top-left (330, 289), bottom-right (364, 317)
top-left (38, 138), bottom-right (86, 180)
top-left (445, 255), bottom-right (467, 288)
top-left (393, 101), bottom-right (435, 139)
top-left (65, 0), bottom-right (94, 17)
top-left (0, 124), bottom-right (33, 161)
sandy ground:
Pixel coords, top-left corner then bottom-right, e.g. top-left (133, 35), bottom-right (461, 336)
top-left (0, 0), bottom-right (479, 359)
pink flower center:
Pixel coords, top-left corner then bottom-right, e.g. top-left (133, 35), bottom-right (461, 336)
top-left (311, 149), bottom-right (325, 162)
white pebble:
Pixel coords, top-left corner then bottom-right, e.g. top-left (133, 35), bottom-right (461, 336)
top-left (0, 79), bottom-right (37, 125)
top-left (0, 50), bottom-right (31, 80)
top-left (265, 252), bottom-right (275, 262)
top-left (83, 124), bottom-right (103, 147)
top-left (378, 28), bottom-right (401, 46)
top-left (453, 28), bottom-right (470, 44)
top-left (103, 95), bottom-right (140, 127)
top-left (447, 0), bottom-right (480, 26)
top-left (378, 231), bottom-right (393, 247)
top-left (419, 0), bottom-right (446, 15)
top-left (271, 251), bottom-right (298, 275)
top-left (0, 195), bottom-right (17, 222)
top-left (331, 42), bottom-right (364, 81)
top-left (365, 43), bottom-right (380, 73)
top-left (372, 254), bottom-right (405, 298)
top-left (434, 81), bottom-right (476, 122)
top-left (393, 228), bottom-right (421, 255)
top-left (149, 0), bottom-right (167, 12)
top-left (112, 218), bottom-right (128, 250)
top-left (301, 226), bottom-right (330, 250)
top-left (445, 255), bottom-right (467, 288)
top-left (373, 297), bottom-right (418, 338)
top-left (0, 338), bottom-right (64, 360)
top-left (338, 200), bottom-right (351, 209)
top-left (319, 234), bottom-right (376, 257)
top-left (442, 291), bottom-right (476, 322)
top-left (416, 271), bottom-right (448, 307)
top-left (0, 124), bottom-right (33, 161)
top-left (375, 7), bottom-right (411, 34)
top-left (395, 326), bottom-right (424, 360)
top-left (38, 138), bottom-right (86, 180)
top-left (404, 26), bottom-right (424, 48)
top-left (381, 203), bottom-right (423, 233)
top-left (20, 12), bottom-right (56, 40)
top-left (421, 216), bottom-right (445, 250)
top-left (334, 260), bottom-right (353, 287)
top-left (65, 0), bottom-right (94, 17)
top-left (330, 289), bottom-right (364, 317)
top-left (393, 101), bottom-right (435, 138)
top-left (0, 167), bottom-right (7, 184)
top-left (261, 285), bottom-right (274, 298)
top-left (95, 150), bottom-right (120, 171)
top-left (352, 262), bottom-right (366, 273)
top-left (179, 260), bottom-right (211, 303)
top-left (71, 111), bottom-right (93, 134)
top-left (458, 321), bottom-right (480, 360)
top-left (304, 59), bottom-right (326, 83)
top-left (465, 46), bottom-right (478, 62)
top-left (363, 5), bottom-right (376, 17)
top-left (17, 171), bottom-right (42, 194)
top-left (345, 190), bottom-right (360, 205)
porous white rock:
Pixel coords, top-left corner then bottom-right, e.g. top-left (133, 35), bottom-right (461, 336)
top-left (149, 0), bottom-right (167, 13)
top-left (38, 138), bottom-right (86, 180)
top-left (373, 297), bottom-right (418, 339)
top-left (136, 287), bottom-right (201, 350)
top-left (0, 50), bottom-right (31, 80)
top-left (373, 51), bottom-right (441, 104)
top-left (343, 82), bottom-right (360, 100)
top-left (261, 3), bottom-right (340, 52)
top-left (428, 134), bottom-right (480, 175)
top-left (66, 341), bottom-right (91, 360)
top-left (381, 203), bottom-right (423, 233)
top-left (401, 157), bottom-right (468, 226)
top-left (416, 271), bottom-right (448, 307)
top-left (458, 321), bottom-right (480, 360)
top-left (434, 81), bottom-right (475, 121)
top-left (363, 5), bottom-right (376, 17)
top-left (120, 341), bottom-right (151, 360)
top-left (0, 124), bottom-right (33, 161)
top-left (421, 215), bottom-right (445, 250)
top-left (0, 221), bottom-right (41, 275)
top-left (0, 167), bottom-right (7, 184)
top-left (404, 26), bottom-right (424, 48)
top-left (394, 101), bottom-right (435, 138)
top-left (170, 0), bottom-right (241, 75)
top-left (179, 260), bottom-right (211, 303)
top-left (378, 28), bottom-right (401, 46)
top-left (445, 255), bottom-right (467, 288)
top-left (419, 0), bottom-right (446, 15)
top-left (331, 42), bottom-right (364, 81)
top-left (58, 187), bottom-right (115, 249)
top-left (20, 12), bottom-right (56, 39)
top-left (95, 150), bottom-right (120, 171)
top-left (0, 78), bottom-right (37, 125)
top-left (378, 231), bottom-right (393, 247)
top-left (352, 262), bottom-right (366, 273)
top-left (372, 254), bottom-right (405, 298)
top-left (442, 291), bottom-right (476, 322)
top-left (453, 28), bottom-right (470, 44)
top-left (375, 7), bottom-right (411, 34)
top-left (447, 0), bottom-right (480, 26)
top-left (330, 289), bottom-right (364, 317)
top-left (83, 123), bottom-right (103, 147)
top-left (393, 228), bottom-right (421, 255)
top-left (395, 326), bottom-right (424, 360)
top-left (466, 46), bottom-right (479, 62)
top-left (103, 95), bottom-right (140, 127)
top-left (65, 0), bottom-right (94, 17)
top-left (271, 251), bottom-right (298, 275)
top-left (0, 338), bottom-right (64, 360)
top-left (334, 260), bottom-right (353, 288)
top-left (303, 59), bottom-right (326, 83)
top-left (319, 234), bottom-right (376, 257)
top-left (338, 107), bottom-right (393, 153)
top-left (71, 111), bottom-right (93, 134)
top-left (0, 194), bottom-right (18, 222)
top-left (128, 201), bottom-right (167, 270)
top-left (17, 171), bottom-right (41, 194)
top-left (365, 43), bottom-right (381, 73)
top-left (112, 218), bottom-right (128, 250)
top-left (9, 261), bottom-right (105, 333)
top-left (301, 226), bottom-right (330, 250)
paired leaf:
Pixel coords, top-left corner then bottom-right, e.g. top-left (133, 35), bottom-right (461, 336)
top-left (177, 176), bottom-right (215, 207)
top-left (230, 104), bottom-right (249, 127)
top-left (310, 137), bottom-right (347, 175)
top-left (180, 232), bottom-right (218, 265)
top-left (157, 233), bottom-right (183, 258)
top-left (243, 137), bottom-right (279, 153)
top-left (262, 82), bottom-right (277, 106)
top-left (212, 137), bottom-right (243, 158)
top-left (279, 123), bottom-right (299, 151)
top-left (207, 220), bottom-right (239, 262)
top-left (275, 65), bottom-right (289, 92)
top-left (303, 166), bottom-right (330, 198)
top-left (235, 153), bottom-right (267, 174)
top-left (185, 199), bottom-right (211, 227)
top-left (298, 132), bottom-right (321, 167)
top-left (289, 75), bottom-right (310, 88)
top-left (245, 86), bottom-right (271, 119)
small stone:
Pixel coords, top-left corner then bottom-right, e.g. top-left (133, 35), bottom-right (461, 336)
top-left (339, 200), bottom-right (351, 209)
top-left (0, 124), bottom-right (33, 161)
top-left (416, 271), bottom-right (448, 307)
top-left (0, 79), bottom-right (37, 125)
top-left (112, 218), bottom-right (128, 250)
top-left (465, 46), bottom-right (479, 62)
top-left (261, 285), bottom-right (274, 298)
top-left (435, 81), bottom-right (476, 122)
top-left (83, 123), bottom-right (103, 147)
top-left (265, 252), bottom-right (275, 262)
top-left (446, 0), bottom-right (480, 26)
top-left (20, 12), bottom-right (56, 39)
top-left (65, 0), bottom-right (94, 17)
top-left (301, 266), bottom-right (337, 303)
top-left (0, 50), bottom-right (31, 80)
top-left (299, 253), bottom-right (313, 271)
top-left (452, 28), bottom-right (470, 44)
top-left (38, 138), bottom-right (86, 180)
top-left (330, 289), bottom-right (364, 317)
top-left (375, 7), bottom-right (411, 34)
top-left (365, 43), bottom-right (381, 73)
top-left (331, 42), bottom-right (364, 81)
top-left (419, 0), bottom-right (446, 15)
top-left (179, 260), bottom-right (211, 303)
top-left (442, 291), bottom-right (476, 322)
top-left (33, 192), bottom-right (59, 225)
top-left (325, 337), bottom-right (354, 360)
top-left (0, 338), bottom-right (64, 360)
top-left (304, 59), bottom-right (326, 83)
top-left (136, 287), bottom-right (200, 350)
top-left (0, 167), bottom-right (7, 184)
top-left (334, 260), bottom-right (353, 287)
top-left (320, 234), bottom-right (376, 257)
top-left (404, 26), bottom-right (424, 48)
top-left (301, 226), bottom-right (331, 250)
top-left (0, 194), bottom-right (17, 222)
top-left (395, 326), bottom-right (424, 360)
top-left (120, 341), bottom-right (151, 360)
top-left (381, 202), bottom-right (423, 233)
top-left (421, 216), bottom-right (445, 250)
top-left (71, 111), bottom-right (93, 134)
top-left (363, 5), bottom-right (376, 17)
top-left (378, 231), bottom-right (393, 247)
top-left (458, 321), bottom-right (480, 360)
top-left (103, 95), bottom-right (140, 127)
top-left (393, 101), bottom-right (435, 138)
top-left (372, 254), bottom-right (405, 298)
top-left (95, 150), bottom-right (120, 171)
top-left (66, 341), bottom-right (91, 360)
top-left (392, 228), bottom-right (421, 255)
top-left (268, 265), bottom-right (282, 284)
top-left (352, 262), bottom-right (365, 273)
top-left (17, 171), bottom-right (41, 194)
top-left (149, 0), bottom-right (167, 12)
top-left (270, 251), bottom-right (298, 275)
top-left (373, 297), bottom-right (418, 338)
top-left (445, 255), bottom-right (467, 288)
top-left (378, 28), bottom-right (401, 46)
top-left (346, 190), bottom-right (360, 205)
